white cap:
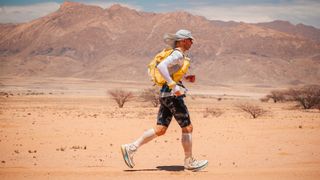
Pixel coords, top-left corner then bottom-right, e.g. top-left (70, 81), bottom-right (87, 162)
top-left (175, 29), bottom-right (194, 40)
top-left (163, 29), bottom-right (194, 48)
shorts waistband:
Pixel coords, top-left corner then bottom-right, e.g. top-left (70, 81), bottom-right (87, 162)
top-left (160, 92), bottom-right (186, 98)
top-left (160, 92), bottom-right (174, 98)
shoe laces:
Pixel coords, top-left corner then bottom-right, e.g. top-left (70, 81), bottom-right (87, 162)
top-left (187, 157), bottom-right (201, 166)
top-left (128, 144), bottom-right (137, 153)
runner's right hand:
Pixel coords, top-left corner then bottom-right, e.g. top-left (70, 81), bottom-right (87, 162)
top-left (185, 75), bottom-right (195, 83)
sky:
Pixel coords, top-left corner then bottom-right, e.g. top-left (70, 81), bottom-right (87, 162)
top-left (0, 0), bottom-right (319, 28)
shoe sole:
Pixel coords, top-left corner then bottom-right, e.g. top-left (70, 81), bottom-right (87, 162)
top-left (121, 145), bottom-right (133, 168)
top-left (185, 161), bottom-right (208, 172)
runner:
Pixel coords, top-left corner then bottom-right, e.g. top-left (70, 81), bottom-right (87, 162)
top-left (121, 29), bottom-right (208, 171)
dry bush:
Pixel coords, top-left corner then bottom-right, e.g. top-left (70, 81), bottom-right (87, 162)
top-left (237, 103), bottom-right (267, 119)
top-left (263, 85), bottom-right (320, 110)
top-left (265, 90), bottom-right (286, 103)
top-left (140, 87), bottom-right (160, 107)
top-left (0, 91), bottom-right (12, 98)
top-left (108, 89), bottom-right (134, 108)
top-left (286, 85), bottom-right (320, 109)
top-left (260, 97), bottom-right (269, 102)
top-left (203, 108), bottom-right (223, 118)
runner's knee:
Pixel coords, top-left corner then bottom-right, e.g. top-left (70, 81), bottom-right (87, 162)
top-left (155, 126), bottom-right (167, 136)
top-left (182, 124), bottom-right (193, 133)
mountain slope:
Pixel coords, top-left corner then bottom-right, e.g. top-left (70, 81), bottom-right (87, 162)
top-left (0, 2), bottom-right (319, 86)
top-left (255, 20), bottom-right (320, 43)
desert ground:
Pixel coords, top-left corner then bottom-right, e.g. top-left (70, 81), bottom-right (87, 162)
top-left (0, 77), bottom-right (320, 180)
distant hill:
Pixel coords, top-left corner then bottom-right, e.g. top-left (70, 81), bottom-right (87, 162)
top-left (255, 20), bottom-right (320, 43)
top-left (0, 1), bottom-right (319, 86)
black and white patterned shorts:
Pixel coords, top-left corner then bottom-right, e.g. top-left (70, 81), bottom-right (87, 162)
top-left (157, 96), bottom-right (191, 128)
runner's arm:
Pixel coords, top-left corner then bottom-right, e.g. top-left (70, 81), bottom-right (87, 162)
top-left (157, 50), bottom-right (183, 85)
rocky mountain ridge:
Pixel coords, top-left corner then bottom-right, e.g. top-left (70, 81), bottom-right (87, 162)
top-left (0, 2), bottom-right (319, 86)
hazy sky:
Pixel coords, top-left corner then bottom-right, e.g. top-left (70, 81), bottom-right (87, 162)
top-left (0, 0), bottom-right (319, 28)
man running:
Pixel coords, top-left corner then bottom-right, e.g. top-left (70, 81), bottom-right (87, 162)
top-left (121, 29), bottom-right (208, 171)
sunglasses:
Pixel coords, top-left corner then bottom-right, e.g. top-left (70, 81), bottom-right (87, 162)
top-left (185, 38), bottom-right (193, 42)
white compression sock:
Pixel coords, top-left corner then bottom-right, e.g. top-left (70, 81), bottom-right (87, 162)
top-left (132, 128), bottom-right (157, 149)
top-left (181, 133), bottom-right (192, 159)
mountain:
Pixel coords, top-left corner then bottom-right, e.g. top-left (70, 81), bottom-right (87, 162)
top-left (0, 2), bottom-right (320, 86)
top-left (255, 20), bottom-right (320, 43)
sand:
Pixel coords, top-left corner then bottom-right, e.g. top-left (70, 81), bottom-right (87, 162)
top-left (0, 78), bottom-right (320, 180)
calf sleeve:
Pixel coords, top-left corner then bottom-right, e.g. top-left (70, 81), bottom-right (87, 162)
top-left (132, 128), bottom-right (157, 149)
top-left (181, 133), bottom-right (192, 159)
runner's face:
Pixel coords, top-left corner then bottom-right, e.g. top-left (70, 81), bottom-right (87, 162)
top-left (183, 38), bottom-right (193, 50)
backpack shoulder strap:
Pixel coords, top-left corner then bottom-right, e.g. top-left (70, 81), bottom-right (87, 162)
top-left (173, 48), bottom-right (186, 58)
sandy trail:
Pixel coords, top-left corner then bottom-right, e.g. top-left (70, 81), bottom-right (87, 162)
top-left (0, 94), bottom-right (319, 180)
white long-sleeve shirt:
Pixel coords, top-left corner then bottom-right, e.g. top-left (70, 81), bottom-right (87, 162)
top-left (157, 50), bottom-right (185, 84)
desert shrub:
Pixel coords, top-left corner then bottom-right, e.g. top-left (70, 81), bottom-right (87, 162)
top-left (286, 85), bottom-right (320, 109)
top-left (108, 89), bottom-right (134, 108)
top-left (140, 88), bottom-right (160, 107)
top-left (203, 108), bottom-right (223, 118)
top-left (0, 92), bottom-right (8, 97)
top-left (264, 85), bottom-right (320, 110)
top-left (265, 90), bottom-right (286, 103)
top-left (237, 103), bottom-right (267, 119)
top-left (0, 92), bottom-right (10, 98)
top-left (260, 97), bottom-right (269, 102)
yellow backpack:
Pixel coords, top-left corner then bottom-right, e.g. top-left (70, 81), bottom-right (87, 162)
top-left (148, 48), bottom-right (190, 86)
